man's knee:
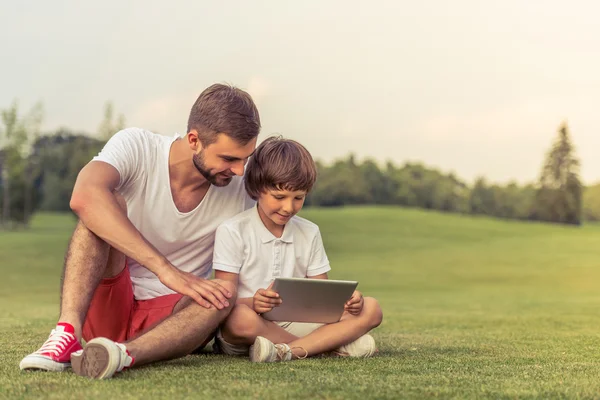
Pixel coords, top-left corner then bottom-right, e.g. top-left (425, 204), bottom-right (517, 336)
top-left (175, 280), bottom-right (238, 318)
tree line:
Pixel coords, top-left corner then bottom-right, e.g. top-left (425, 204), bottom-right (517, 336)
top-left (0, 101), bottom-right (587, 228)
top-left (307, 123), bottom-right (584, 226)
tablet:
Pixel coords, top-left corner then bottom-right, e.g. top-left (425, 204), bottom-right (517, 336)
top-left (261, 277), bottom-right (358, 323)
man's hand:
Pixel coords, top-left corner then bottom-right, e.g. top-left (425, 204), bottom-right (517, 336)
top-left (253, 283), bottom-right (282, 314)
top-left (345, 290), bottom-right (364, 315)
top-left (158, 268), bottom-right (232, 309)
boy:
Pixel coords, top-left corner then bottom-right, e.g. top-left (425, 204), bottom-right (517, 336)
top-left (212, 136), bottom-right (383, 362)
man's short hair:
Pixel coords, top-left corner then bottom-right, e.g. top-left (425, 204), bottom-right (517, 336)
top-left (187, 83), bottom-right (261, 146)
top-left (245, 136), bottom-right (317, 200)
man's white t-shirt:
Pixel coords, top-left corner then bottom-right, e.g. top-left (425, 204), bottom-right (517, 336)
top-left (212, 206), bottom-right (331, 298)
top-left (92, 127), bottom-right (254, 300)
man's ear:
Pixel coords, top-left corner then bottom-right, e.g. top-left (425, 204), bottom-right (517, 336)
top-left (187, 130), bottom-right (202, 151)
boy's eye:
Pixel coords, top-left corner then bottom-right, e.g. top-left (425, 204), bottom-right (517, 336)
top-left (295, 196), bottom-right (304, 200)
top-left (273, 196), bottom-right (284, 200)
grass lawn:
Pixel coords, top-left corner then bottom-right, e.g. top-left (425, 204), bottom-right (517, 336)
top-left (2, 207), bottom-right (600, 399)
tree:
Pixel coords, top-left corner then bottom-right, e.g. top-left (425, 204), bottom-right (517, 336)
top-left (0, 100), bottom-right (43, 227)
top-left (309, 155), bottom-right (370, 206)
top-left (532, 122), bottom-right (582, 225)
top-left (30, 130), bottom-right (104, 212)
top-left (360, 159), bottom-right (395, 204)
top-left (583, 183), bottom-right (600, 222)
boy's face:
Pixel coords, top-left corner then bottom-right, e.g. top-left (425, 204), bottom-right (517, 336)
top-left (257, 188), bottom-right (307, 230)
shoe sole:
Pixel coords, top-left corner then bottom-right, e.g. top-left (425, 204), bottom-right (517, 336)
top-left (249, 336), bottom-right (271, 362)
top-left (19, 355), bottom-right (70, 372)
top-left (71, 338), bottom-right (119, 379)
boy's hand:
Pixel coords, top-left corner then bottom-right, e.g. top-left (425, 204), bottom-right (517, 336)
top-left (345, 290), bottom-right (364, 315)
top-left (253, 283), bottom-right (282, 314)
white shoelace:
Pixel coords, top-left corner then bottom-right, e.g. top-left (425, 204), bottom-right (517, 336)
top-left (275, 344), bottom-right (308, 360)
top-left (35, 329), bottom-right (75, 357)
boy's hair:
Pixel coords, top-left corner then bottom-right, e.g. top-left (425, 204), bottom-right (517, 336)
top-left (187, 83), bottom-right (261, 146)
top-left (245, 136), bottom-right (317, 200)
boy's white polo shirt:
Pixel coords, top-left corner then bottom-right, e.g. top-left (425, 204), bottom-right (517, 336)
top-left (213, 206), bottom-right (331, 298)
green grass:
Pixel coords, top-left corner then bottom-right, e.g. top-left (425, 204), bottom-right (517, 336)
top-left (2, 208), bottom-right (600, 399)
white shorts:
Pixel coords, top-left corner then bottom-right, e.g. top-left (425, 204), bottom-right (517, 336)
top-left (215, 321), bottom-right (324, 356)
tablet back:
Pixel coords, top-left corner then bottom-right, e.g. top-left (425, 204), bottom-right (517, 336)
top-left (261, 278), bottom-right (358, 323)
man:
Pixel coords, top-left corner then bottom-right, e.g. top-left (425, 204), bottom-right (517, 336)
top-left (19, 83), bottom-right (260, 379)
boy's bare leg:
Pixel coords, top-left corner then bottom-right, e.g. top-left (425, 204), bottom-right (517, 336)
top-left (221, 304), bottom-right (299, 346)
top-left (125, 281), bottom-right (237, 366)
top-left (58, 195), bottom-right (127, 340)
top-left (286, 297), bottom-right (383, 358)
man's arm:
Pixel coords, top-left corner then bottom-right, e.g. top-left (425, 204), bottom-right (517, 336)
top-left (70, 161), bottom-right (231, 309)
top-left (70, 161), bottom-right (168, 275)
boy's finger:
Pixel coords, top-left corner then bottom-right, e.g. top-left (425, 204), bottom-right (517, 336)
top-left (257, 299), bottom-right (279, 308)
top-left (263, 290), bottom-right (280, 298)
top-left (258, 294), bottom-right (281, 303)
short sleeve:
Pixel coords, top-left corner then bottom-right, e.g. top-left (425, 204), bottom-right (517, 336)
top-left (212, 223), bottom-right (245, 274)
top-left (92, 128), bottom-right (145, 191)
top-left (306, 228), bottom-right (331, 276)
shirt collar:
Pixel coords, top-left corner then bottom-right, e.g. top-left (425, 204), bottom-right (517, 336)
top-left (252, 205), bottom-right (294, 244)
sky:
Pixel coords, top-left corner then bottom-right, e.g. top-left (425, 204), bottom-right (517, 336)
top-left (1, 0), bottom-right (599, 184)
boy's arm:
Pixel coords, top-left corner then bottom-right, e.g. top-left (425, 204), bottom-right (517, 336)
top-left (214, 270), bottom-right (253, 308)
top-left (308, 273), bottom-right (328, 279)
top-left (214, 270), bottom-right (280, 311)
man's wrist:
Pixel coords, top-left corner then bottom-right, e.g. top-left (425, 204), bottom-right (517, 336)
top-left (145, 256), bottom-right (174, 277)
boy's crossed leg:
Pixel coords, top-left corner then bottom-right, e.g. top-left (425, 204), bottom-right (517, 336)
top-left (218, 297), bottom-right (383, 362)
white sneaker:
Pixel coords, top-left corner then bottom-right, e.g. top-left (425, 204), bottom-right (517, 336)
top-left (335, 334), bottom-right (377, 357)
top-left (250, 336), bottom-right (298, 363)
top-left (71, 337), bottom-right (134, 379)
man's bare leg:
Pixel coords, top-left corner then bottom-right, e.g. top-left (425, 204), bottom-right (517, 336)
top-left (58, 194), bottom-right (127, 340)
top-left (20, 194), bottom-right (127, 371)
top-left (126, 281), bottom-right (237, 365)
top-left (70, 281), bottom-right (237, 378)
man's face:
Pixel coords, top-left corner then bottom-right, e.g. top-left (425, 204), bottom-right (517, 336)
top-left (192, 133), bottom-right (257, 187)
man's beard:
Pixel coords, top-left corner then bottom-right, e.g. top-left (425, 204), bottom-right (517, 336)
top-left (192, 151), bottom-right (233, 187)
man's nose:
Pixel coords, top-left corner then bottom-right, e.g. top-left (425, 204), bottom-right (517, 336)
top-left (231, 161), bottom-right (245, 176)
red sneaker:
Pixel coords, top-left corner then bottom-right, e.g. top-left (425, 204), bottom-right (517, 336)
top-left (19, 323), bottom-right (83, 371)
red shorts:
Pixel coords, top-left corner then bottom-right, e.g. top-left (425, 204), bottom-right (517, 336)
top-left (82, 265), bottom-right (183, 343)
